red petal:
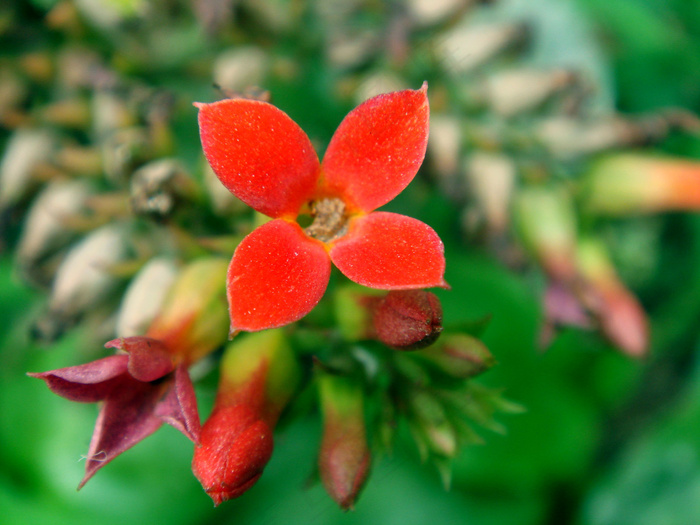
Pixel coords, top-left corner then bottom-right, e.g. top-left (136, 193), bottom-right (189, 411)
top-left (197, 99), bottom-right (320, 218)
top-left (105, 336), bottom-right (175, 382)
top-left (28, 355), bottom-right (129, 402)
top-left (330, 212), bottom-right (448, 289)
top-left (321, 84), bottom-right (429, 212)
top-left (228, 220), bottom-right (331, 331)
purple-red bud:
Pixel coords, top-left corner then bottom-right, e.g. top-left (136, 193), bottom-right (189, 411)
top-left (372, 290), bottom-right (443, 350)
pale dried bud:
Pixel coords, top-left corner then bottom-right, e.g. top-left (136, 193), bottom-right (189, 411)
top-left (464, 152), bottom-right (515, 235)
top-left (147, 258), bottom-right (228, 363)
top-left (116, 257), bottom-right (178, 337)
top-left (0, 128), bottom-right (55, 210)
top-left (16, 180), bottom-right (92, 281)
top-left (328, 30), bottom-right (379, 70)
top-left (355, 72), bottom-right (407, 105)
top-left (92, 91), bottom-right (136, 139)
top-left (438, 22), bottom-right (528, 75)
top-left (408, 0), bottom-right (475, 27)
top-left (101, 127), bottom-right (148, 182)
top-left (34, 224), bottom-right (128, 340)
top-left (373, 290), bottom-right (443, 350)
top-left (428, 115), bottom-right (462, 186)
top-left (482, 68), bottom-right (576, 117)
top-left (213, 47), bottom-right (269, 94)
top-left (130, 159), bottom-right (197, 217)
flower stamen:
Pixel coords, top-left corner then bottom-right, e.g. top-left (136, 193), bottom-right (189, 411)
top-left (304, 198), bottom-right (349, 243)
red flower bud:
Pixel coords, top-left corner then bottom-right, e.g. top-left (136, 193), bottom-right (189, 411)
top-left (191, 405), bottom-right (273, 506)
top-left (192, 330), bottom-right (300, 505)
top-left (372, 290), bottom-right (443, 350)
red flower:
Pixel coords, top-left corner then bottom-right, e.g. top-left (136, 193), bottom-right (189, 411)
top-left (196, 84), bottom-right (448, 332)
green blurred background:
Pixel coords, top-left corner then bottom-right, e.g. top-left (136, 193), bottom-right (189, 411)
top-left (2, 0), bottom-right (700, 524)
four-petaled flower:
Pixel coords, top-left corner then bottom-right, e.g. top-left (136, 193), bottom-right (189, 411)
top-left (197, 83), bottom-right (448, 333)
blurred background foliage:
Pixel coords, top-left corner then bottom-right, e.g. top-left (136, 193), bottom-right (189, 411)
top-left (2, 0), bottom-right (700, 523)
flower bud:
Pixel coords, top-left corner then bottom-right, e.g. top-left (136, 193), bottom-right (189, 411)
top-left (0, 128), bottom-right (55, 211)
top-left (428, 114), bottom-right (461, 188)
top-left (372, 290), bottom-right (443, 350)
top-left (16, 180), bottom-right (92, 282)
top-left (585, 154), bottom-right (700, 215)
top-left (213, 47), bottom-right (269, 94)
top-left (576, 238), bottom-right (649, 358)
top-left (33, 224), bottom-right (128, 341)
top-left (415, 333), bottom-right (496, 379)
top-left (192, 404), bottom-right (274, 506)
top-left (130, 159), bottom-right (198, 217)
top-left (437, 22), bottom-right (528, 75)
top-left (464, 152), bottom-right (515, 235)
top-left (192, 330), bottom-right (300, 505)
top-left (407, 0), bottom-right (470, 27)
top-left (318, 373), bottom-right (371, 511)
top-left (482, 68), bottom-right (577, 117)
top-left (408, 390), bottom-right (458, 460)
top-left (146, 258), bottom-right (229, 364)
top-left (515, 186), bottom-right (578, 281)
top-left (115, 257), bottom-right (178, 337)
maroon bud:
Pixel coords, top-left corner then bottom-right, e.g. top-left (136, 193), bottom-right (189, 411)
top-left (372, 290), bottom-right (443, 350)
